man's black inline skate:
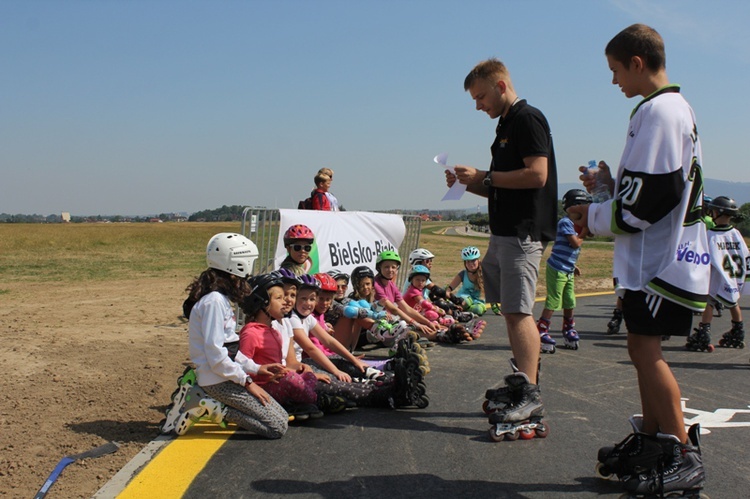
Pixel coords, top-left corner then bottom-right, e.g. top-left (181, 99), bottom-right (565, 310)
top-left (685, 323), bottom-right (714, 352)
top-left (718, 320), bottom-right (745, 348)
top-left (482, 358), bottom-right (541, 414)
top-left (487, 372), bottom-right (547, 442)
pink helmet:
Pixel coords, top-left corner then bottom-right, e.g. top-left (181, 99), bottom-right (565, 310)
top-left (283, 224), bottom-right (315, 245)
top-left (314, 272), bottom-right (338, 292)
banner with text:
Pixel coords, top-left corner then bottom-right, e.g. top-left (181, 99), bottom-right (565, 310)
top-left (275, 209), bottom-right (406, 276)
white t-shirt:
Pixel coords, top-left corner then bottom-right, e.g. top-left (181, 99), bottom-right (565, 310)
top-left (289, 312), bottom-right (318, 362)
top-left (271, 317), bottom-right (296, 365)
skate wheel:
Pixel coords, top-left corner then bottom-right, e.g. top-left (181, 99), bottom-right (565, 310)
top-left (519, 428), bottom-right (535, 440)
top-left (595, 462), bottom-right (615, 480)
top-left (707, 344), bottom-right (715, 353)
top-left (504, 429), bottom-right (519, 441)
top-left (534, 422), bottom-right (549, 438)
top-left (489, 427), bottom-right (505, 442)
top-left (718, 339), bottom-right (726, 347)
top-left (415, 394), bottom-right (430, 409)
top-left (482, 400), bottom-right (492, 415)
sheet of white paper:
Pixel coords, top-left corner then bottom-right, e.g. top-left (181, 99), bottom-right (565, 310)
top-left (434, 152), bottom-right (466, 200)
top-left (441, 181), bottom-right (466, 201)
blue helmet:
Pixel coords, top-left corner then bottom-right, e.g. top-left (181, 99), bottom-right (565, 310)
top-left (461, 246), bottom-right (481, 261)
top-left (408, 264), bottom-right (431, 281)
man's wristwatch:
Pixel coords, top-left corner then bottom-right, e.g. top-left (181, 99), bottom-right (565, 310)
top-left (482, 171), bottom-right (493, 187)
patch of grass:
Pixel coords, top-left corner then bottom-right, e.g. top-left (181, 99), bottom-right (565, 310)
top-left (0, 220), bottom-right (618, 295)
top-left (0, 222), bottom-right (237, 283)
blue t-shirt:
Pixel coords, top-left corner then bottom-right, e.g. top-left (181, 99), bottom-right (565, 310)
top-left (546, 217), bottom-right (580, 274)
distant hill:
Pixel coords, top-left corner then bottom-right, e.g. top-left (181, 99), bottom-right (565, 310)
top-left (559, 178), bottom-right (750, 205)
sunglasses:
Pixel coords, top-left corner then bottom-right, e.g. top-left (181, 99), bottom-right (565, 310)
top-left (291, 244), bottom-right (312, 252)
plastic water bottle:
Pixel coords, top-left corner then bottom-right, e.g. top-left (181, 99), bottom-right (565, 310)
top-left (587, 160), bottom-right (611, 203)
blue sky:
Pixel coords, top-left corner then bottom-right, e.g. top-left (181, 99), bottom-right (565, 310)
top-left (2, 0), bottom-right (749, 216)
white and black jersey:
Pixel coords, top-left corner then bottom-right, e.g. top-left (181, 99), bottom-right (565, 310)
top-left (588, 85), bottom-right (710, 311)
top-left (707, 225), bottom-right (750, 306)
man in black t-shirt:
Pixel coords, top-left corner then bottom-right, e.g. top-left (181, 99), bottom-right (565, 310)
top-left (446, 58), bottom-right (557, 431)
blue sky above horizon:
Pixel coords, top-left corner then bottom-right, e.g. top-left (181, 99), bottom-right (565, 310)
top-left (2, 0), bottom-right (749, 216)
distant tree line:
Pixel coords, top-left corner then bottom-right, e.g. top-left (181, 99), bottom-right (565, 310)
top-left (5, 203), bottom-right (750, 237)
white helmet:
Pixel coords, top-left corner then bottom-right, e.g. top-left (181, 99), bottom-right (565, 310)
top-left (408, 248), bottom-right (435, 266)
top-left (206, 233), bottom-right (258, 277)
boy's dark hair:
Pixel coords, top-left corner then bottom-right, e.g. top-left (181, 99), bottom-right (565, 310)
top-left (606, 24), bottom-right (666, 71)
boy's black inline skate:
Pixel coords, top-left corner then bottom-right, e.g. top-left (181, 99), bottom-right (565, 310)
top-left (718, 320), bottom-right (745, 348)
top-left (607, 308), bottom-right (623, 334)
top-left (595, 416), bottom-right (670, 481)
top-left (685, 323), bottom-right (714, 352)
top-left (487, 372), bottom-right (547, 442)
top-left (619, 423), bottom-right (707, 498)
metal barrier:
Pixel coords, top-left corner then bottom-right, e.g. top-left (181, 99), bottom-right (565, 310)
top-left (240, 207), bottom-right (422, 289)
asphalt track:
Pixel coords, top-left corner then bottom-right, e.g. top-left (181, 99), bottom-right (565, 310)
top-left (97, 293), bottom-right (750, 498)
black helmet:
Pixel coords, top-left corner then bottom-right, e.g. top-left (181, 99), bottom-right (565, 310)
top-left (351, 265), bottom-right (375, 288)
top-left (707, 196), bottom-right (739, 218)
top-left (563, 189), bottom-right (592, 211)
top-left (242, 272), bottom-right (284, 317)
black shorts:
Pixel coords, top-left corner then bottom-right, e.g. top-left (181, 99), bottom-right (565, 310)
top-left (622, 290), bottom-right (693, 337)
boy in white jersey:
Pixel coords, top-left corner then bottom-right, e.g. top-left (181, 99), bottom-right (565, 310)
top-left (568, 24), bottom-right (708, 496)
top-left (688, 196), bottom-right (749, 350)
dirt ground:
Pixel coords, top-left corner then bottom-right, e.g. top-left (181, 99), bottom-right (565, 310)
top-left (0, 275), bottom-right (613, 498)
top-left (0, 278), bottom-right (191, 498)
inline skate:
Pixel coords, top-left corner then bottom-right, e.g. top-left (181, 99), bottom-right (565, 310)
top-left (487, 372), bottom-right (547, 442)
top-left (718, 320), bottom-right (745, 348)
top-left (620, 424), bottom-right (706, 498)
top-left (607, 308), bottom-right (623, 334)
top-left (595, 416), bottom-right (668, 481)
top-left (482, 358), bottom-right (540, 414)
top-left (562, 317), bottom-right (580, 350)
top-left (537, 318), bottom-right (556, 354)
top-left (160, 367), bottom-right (228, 435)
top-left (390, 354), bottom-right (429, 409)
top-left (685, 323), bottom-right (714, 352)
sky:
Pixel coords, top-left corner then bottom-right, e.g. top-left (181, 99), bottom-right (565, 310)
top-left (2, 0), bottom-right (749, 216)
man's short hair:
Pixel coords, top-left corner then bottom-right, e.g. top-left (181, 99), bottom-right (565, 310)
top-left (606, 24), bottom-right (666, 71)
top-left (464, 58), bottom-right (510, 91)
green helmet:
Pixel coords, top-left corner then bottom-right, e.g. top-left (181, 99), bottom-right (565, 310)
top-left (376, 250), bottom-right (401, 269)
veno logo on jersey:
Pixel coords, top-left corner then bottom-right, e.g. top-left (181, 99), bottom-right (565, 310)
top-left (676, 242), bottom-right (710, 266)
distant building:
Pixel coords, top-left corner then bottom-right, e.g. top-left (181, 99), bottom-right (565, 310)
top-left (61, 212), bottom-right (71, 223)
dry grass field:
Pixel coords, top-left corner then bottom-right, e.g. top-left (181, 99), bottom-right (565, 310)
top-left (0, 221), bottom-right (615, 498)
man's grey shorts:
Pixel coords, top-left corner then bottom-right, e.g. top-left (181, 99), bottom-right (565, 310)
top-left (482, 235), bottom-right (544, 315)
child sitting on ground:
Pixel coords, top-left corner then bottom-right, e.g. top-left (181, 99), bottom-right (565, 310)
top-left (239, 272), bottom-right (324, 421)
top-left (406, 264), bottom-right (485, 339)
top-left (161, 233), bottom-right (288, 437)
top-left (279, 224), bottom-right (315, 276)
top-left (446, 246), bottom-right (488, 316)
top-left (375, 251), bottom-right (473, 344)
top-left (687, 196), bottom-right (749, 351)
top-left (290, 273), bottom-right (429, 408)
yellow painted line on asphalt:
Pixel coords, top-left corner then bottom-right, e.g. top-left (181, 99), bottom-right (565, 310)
top-left (117, 424), bottom-right (235, 499)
